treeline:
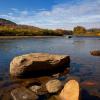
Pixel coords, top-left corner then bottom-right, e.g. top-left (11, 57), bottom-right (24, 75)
top-left (0, 18), bottom-right (72, 36)
top-left (73, 26), bottom-right (100, 36)
top-left (0, 25), bottom-right (73, 36)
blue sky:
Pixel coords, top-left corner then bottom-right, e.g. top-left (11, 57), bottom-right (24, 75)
top-left (0, 0), bottom-right (100, 29)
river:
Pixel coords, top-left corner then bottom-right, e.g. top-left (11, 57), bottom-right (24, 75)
top-left (0, 36), bottom-right (100, 99)
top-left (0, 37), bottom-right (100, 81)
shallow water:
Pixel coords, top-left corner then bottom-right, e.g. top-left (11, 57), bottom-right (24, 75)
top-left (0, 36), bottom-right (100, 82)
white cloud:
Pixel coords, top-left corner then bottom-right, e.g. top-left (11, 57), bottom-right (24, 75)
top-left (0, 0), bottom-right (100, 29)
top-left (20, 11), bottom-right (28, 16)
top-left (11, 8), bottom-right (19, 13)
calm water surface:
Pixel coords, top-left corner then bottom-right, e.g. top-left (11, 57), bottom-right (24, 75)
top-left (0, 37), bottom-right (100, 83)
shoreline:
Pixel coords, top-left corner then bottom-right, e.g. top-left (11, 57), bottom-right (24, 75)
top-left (0, 35), bottom-right (100, 39)
top-left (0, 36), bottom-right (63, 39)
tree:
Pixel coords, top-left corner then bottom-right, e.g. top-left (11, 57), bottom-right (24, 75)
top-left (73, 26), bottom-right (86, 34)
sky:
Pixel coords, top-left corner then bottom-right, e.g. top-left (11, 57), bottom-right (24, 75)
top-left (0, 0), bottom-right (100, 30)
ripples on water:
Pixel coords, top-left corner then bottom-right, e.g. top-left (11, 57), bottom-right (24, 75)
top-left (0, 37), bottom-right (100, 82)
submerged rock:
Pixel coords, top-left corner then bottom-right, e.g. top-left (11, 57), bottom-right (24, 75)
top-left (65, 75), bottom-right (80, 83)
top-left (11, 87), bottom-right (38, 100)
top-left (10, 53), bottom-right (70, 77)
top-left (59, 80), bottom-right (79, 100)
top-left (81, 80), bottom-right (97, 86)
top-left (90, 50), bottom-right (100, 56)
top-left (46, 79), bottom-right (62, 93)
top-left (29, 85), bottom-right (41, 93)
top-left (48, 95), bottom-right (60, 100)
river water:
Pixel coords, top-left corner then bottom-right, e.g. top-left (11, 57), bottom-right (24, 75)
top-left (0, 37), bottom-right (100, 82)
top-left (0, 36), bottom-right (100, 99)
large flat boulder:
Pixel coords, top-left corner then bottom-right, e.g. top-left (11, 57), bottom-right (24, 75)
top-left (10, 53), bottom-right (70, 77)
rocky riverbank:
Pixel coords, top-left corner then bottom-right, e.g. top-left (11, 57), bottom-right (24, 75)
top-left (8, 53), bottom-right (70, 100)
top-left (0, 75), bottom-right (80, 100)
top-left (0, 75), bottom-right (100, 100)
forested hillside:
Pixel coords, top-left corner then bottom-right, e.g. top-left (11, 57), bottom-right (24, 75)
top-left (0, 18), bottom-right (72, 36)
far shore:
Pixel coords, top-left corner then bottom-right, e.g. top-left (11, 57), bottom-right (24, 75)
top-left (0, 36), bottom-right (63, 39)
top-left (0, 35), bottom-right (100, 39)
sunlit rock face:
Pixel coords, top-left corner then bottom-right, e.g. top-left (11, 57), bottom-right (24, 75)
top-left (10, 53), bottom-right (70, 78)
top-left (59, 80), bottom-right (79, 100)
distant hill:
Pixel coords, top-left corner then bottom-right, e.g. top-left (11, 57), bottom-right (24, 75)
top-left (0, 18), bottom-right (73, 36)
top-left (0, 18), bottom-right (42, 30)
top-left (0, 18), bottom-right (16, 26)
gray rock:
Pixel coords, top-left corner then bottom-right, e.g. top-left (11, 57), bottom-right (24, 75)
top-left (52, 73), bottom-right (60, 78)
top-left (29, 85), bottom-right (41, 93)
top-left (11, 87), bottom-right (38, 100)
top-left (10, 53), bottom-right (70, 77)
top-left (46, 79), bottom-right (62, 93)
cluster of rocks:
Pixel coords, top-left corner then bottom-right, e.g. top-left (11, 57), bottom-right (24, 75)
top-left (10, 79), bottom-right (79, 100)
top-left (9, 53), bottom-right (72, 100)
top-left (1, 53), bottom-right (99, 100)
